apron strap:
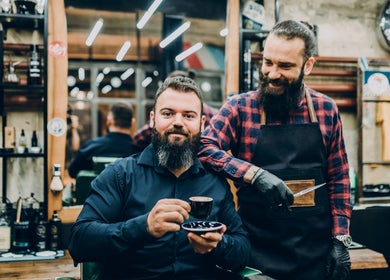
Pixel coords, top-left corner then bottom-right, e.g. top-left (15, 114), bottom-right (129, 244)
top-left (305, 89), bottom-right (318, 123)
top-left (260, 89), bottom-right (318, 125)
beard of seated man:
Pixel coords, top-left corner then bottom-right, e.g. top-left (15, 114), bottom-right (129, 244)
top-left (151, 127), bottom-right (201, 170)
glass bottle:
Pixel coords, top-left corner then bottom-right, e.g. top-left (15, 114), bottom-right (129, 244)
top-left (49, 210), bottom-right (62, 251)
top-left (31, 130), bottom-right (38, 147)
top-left (31, 204), bottom-right (47, 252)
top-left (0, 203), bottom-right (11, 253)
top-left (28, 44), bottom-right (41, 85)
top-left (19, 129), bottom-right (27, 152)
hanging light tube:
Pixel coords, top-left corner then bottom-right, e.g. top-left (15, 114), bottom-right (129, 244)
top-left (137, 0), bottom-right (163, 29)
top-left (175, 42), bottom-right (203, 62)
top-left (85, 18), bottom-right (104, 47)
top-left (159, 21), bottom-right (191, 48)
top-left (116, 40), bottom-right (131, 61)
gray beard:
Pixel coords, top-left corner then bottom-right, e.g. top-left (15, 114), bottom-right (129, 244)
top-left (152, 128), bottom-right (200, 170)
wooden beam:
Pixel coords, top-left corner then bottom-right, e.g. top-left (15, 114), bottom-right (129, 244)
top-left (47, 0), bottom-right (68, 218)
top-left (224, 0), bottom-right (240, 97)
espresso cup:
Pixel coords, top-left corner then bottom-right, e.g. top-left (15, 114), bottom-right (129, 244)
top-left (189, 196), bottom-right (213, 220)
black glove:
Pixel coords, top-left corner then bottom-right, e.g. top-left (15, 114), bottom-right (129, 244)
top-left (326, 238), bottom-right (351, 280)
top-left (251, 169), bottom-right (294, 208)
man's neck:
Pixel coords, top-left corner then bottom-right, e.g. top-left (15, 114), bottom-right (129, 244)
top-left (108, 126), bottom-right (130, 134)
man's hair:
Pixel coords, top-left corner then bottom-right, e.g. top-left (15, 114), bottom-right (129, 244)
top-left (110, 102), bottom-right (133, 128)
top-left (153, 76), bottom-right (203, 113)
top-left (268, 20), bottom-right (318, 59)
top-left (167, 69), bottom-right (197, 80)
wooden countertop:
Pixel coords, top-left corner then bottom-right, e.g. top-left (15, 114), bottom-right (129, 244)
top-left (0, 250), bottom-right (80, 280)
top-left (350, 248), bottom-right (388, 270)
top-left (0, 248), bottom-right (387, 279)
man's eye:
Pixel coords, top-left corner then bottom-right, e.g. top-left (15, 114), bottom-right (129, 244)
top-left (185, 114), bottom-right (195, 119)
top-left (162, 111), bottom-right (172, 117)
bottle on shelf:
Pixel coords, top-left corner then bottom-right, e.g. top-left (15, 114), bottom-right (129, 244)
top-left (18, 129), bottom-right (27, 153)
top-left (31, 130), bottom-right (38, 147)
top-left (48, 210), bottom-right (62, 251)
top-left (0, 202), bottom-right (11, 253)
top-left (28, 44), bottom-right (42, 85)
top-left (31, 204), bottom-right (47, 252)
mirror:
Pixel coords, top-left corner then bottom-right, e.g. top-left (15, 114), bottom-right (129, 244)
top-left (61, 1), bottom-right (227, 212)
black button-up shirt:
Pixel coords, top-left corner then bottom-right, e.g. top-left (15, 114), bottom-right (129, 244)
top-left (68, 145), bottom-right (250, 279)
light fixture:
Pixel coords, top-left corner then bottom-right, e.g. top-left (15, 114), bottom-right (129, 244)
top-left (219, 27), bottom-right (228, 37)
top-left (110, 77), bottom-right (122, 88)
top-left (85, 18), bottom-right (103, 47)
top-left (67, 75), bottom-right (76, 87)
top-left (175, 42), bottom-right (203, 62)
top-left (103, 67), bottom-right (111, 75)
top-left (136, 0), bottom-right (163, 29)
top-left (159, 21), bottom-right (191, 48)
top-left (101, 85), bottom-right (112, 94)
top-left (96, 73), bottom-right (104, 85)
top-left (78, 68), bottom-right (85, 81)
top-left (141, 77), bottom-right (153, 88)
top-left (120, 68), bottom-right (134, 80)
top-left (116, 40), bottom-right (131, 62)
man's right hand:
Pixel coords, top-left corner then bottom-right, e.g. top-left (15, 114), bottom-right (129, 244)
top-left (252, 169), bottom-right (294, 208)
top-left (146, 199), bottom-right (190, 238)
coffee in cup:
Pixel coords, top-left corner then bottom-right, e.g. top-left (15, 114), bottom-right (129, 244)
top-left (189, 196), bottom-right (213, 220)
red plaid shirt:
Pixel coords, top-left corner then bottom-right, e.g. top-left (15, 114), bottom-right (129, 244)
top-left (199, 86), bottom-right (352, 235)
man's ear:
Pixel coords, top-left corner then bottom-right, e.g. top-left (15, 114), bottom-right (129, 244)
top-left (149, 110), bottom-right (155, 128)
top-left (304, 57), bottom-right (316, 75)
top-left (200, 115), bottom-right (206, 132)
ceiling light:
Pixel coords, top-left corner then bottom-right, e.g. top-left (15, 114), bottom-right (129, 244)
top-left (103, 67), bottom-right (111, 74)
top-left (219, 27), bottom-right (228, 37)
top-left (111, 77), bottom-right (122, 88)
top-left (85, 18), bottom-right (103, 47)
top-left (78, 68), bottom-right (85, 81)
top-left (96, 73), bottom-right (104, 85)
top-left (136, 0), bottom-right (163, 29)
top-left (101, 85), bottom-right (112, 94)
top-left (121, 68), bottom-right (134, 80)
top-left (70, 87), bottom-right (79, 97)
top-left (142, 77), bottom-right (153, 88)
top-left (175, 42), bottom-right (203, 62)
top-left (116, 40), bottom-right (131, 62)
top-left (67, 75), bottom-right (76, 87)
top-left (159, 21), bottom-right (191, 48)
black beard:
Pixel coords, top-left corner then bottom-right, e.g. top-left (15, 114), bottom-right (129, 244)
top-left (151, 127), bottom-right (200, 170)
top-left (259, 70), bottom-right (304, 119)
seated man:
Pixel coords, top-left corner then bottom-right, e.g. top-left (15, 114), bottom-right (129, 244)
top-left (68, 76), bottom-right (250, 279)
top-left (68, 102), bottom-right (138, 178)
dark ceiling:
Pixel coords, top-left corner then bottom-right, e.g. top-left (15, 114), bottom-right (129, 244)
top-left (64, 0), bottom-right (227, 21)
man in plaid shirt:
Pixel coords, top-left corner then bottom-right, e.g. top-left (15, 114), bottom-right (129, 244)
top-left (199, 20), bottom-right (352, 280)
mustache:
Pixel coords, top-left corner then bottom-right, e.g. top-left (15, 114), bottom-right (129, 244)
top-left (165, 128), bottom-right (189, 136)
top-left (264, 76), bottom-right (289, 87)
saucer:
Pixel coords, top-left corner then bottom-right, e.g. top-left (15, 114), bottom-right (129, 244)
top-left (182, 221), bottom-right (223, 233)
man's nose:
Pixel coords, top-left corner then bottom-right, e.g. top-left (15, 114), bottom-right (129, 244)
top-left (172, 113), bottom-right (184, 126)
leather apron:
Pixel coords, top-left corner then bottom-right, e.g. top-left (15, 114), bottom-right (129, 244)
top-left (237, 90), bottom-right (332, 280)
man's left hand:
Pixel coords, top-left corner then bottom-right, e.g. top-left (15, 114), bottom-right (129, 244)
top-left (326, 238), bottom-right (351, 279)
top-left (186, 224), bottom-right (226, 254)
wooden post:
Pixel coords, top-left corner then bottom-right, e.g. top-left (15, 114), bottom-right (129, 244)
top-left (224, 0), bottom-right (240, 98)
top-left (47, 0), bottom-right (68, 218)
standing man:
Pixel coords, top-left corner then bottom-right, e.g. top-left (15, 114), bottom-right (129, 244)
top-left (199, 20), bottom-right (352, 280)
top-left (68, 77), bottom-right (250, 279)
top-left (68, 102), bottom-right (138, 178)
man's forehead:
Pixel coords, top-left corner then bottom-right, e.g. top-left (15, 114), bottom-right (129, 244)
top-left (156, 89), bottom-right (202, 110)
